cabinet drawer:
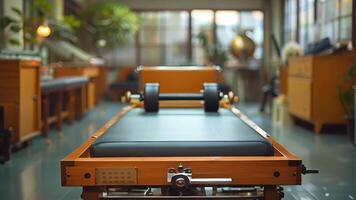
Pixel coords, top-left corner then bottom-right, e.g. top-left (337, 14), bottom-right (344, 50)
top-left (288, 57), bottom-right (313, 77)
top-left (20, 66), bottom-right (40, 140)
top-left (287, 77), bottom-right (312, 120)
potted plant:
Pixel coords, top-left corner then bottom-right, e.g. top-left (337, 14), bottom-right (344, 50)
top-left (80, 2), bottom-right (138, 55)
top-left (339, 61), bottom-right (356, 141)
top-left (196, 32), bottom-right (228, 68)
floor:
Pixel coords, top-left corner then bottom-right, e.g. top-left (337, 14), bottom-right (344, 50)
top-left (0, 101), bottom-right (355, 200)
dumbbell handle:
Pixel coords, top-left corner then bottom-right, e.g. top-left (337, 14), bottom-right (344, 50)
top-left (128, 91), bottom-right (235, 104)
top-left (138, 93), bottom-right (223, 101)
top-left (159, 93), bottom-right (204, 100)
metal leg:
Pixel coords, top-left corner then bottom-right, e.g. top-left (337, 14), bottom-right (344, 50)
top-left (0, 129), bottom-right (11, 164)
top-left (41, 94), bottom-right (49, 137)
top-left (260, 89), bottom-right (269, 112)
top-left (55, 92), bottom-right (63, 131)
top-left (314, 122), bottom-right (323, 134)
top-left (67, 90), bottom-right (76, 124)
top-left (75, 88), bottom-right (83, 120)
top-left (264, 186), bottom-right (280, 200)
top-left (82, 187), bottom-right (100, 200)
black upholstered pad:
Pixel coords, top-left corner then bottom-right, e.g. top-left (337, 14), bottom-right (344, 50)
top-left (41, 79), bottom-right (66, 92)
top-left (90, 108), bottom-right (273, 157)
top-left (41, 76), bottom-right (89, 92)
top-left (62, 76), bottom-right (89, 88)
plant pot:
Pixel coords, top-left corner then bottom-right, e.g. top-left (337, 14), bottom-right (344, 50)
top-left (344, 114), bottom-right (354, 142)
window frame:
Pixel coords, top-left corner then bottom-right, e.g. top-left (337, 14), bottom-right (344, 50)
top-left (283, 0), bottom-right (354, 46)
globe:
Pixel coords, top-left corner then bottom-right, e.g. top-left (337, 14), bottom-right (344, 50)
top-left (230, 33), bottom-right (256, 60)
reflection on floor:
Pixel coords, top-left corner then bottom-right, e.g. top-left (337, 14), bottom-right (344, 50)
top-left (0, 101), bottom-right (355, 200)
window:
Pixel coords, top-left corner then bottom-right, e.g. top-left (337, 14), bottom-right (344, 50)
top-left (111, 10), bottom-right (265, 67)
top-left (215, 10), bottom-right (239, 48)
top-left (339, 0), bottom-right (352, 41)
top-left (191, 10), bottom-right (214, 65)
top-left (318, 0), bottom-right (339, 43)
top-left (284, 0), bottom-right (298, 43)
top-left (240, 11), bottom-right (264, 59)
top-left (318, 0), bottom-right (352, 44)
top-left (299, 0), bottom-right (315, 48)
top-left (138, 11), bottom-right (189, 65)
top-left (284, 0), bottom-right (353, 47)
top-left (104, 38), bottom-right (137, 67)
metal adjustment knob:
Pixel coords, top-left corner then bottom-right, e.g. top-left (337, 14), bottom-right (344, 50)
top-left (175, 177), bottom-right (186, 188)
top-left (170, 174), bottom-right (190, 192)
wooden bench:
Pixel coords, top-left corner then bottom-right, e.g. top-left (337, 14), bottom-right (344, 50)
top-left (41, 76), bottom-right (89, 137)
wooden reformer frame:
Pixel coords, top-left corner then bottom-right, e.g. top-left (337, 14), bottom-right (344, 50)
top-left (61, 66), bottom-right (303, 200)
top-left (61, 101), bottom-right (302, 200)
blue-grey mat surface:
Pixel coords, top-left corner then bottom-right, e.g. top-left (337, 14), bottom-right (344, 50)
top-left (91, 108), bottom-right (273, 157)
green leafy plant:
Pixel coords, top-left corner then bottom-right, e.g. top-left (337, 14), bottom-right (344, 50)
top-left (196, 32), bottom-right (228, 67)
top-left (339, 61), bottom-right (356, 116)
top-left (0, 7), bottom-right (23, 45)
top-left (81, 2), bottom-right (139, 49)
top-left (0, 0), bottom-right (80, 47)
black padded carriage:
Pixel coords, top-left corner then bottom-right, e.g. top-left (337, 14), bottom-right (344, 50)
top-left (90, 108), bottom-right (273, 157)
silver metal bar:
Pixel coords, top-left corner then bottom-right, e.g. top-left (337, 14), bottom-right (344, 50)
top-left (190, 178), bottom-right (232, 184)
top-left (101, 196), bottom-right (261, 199)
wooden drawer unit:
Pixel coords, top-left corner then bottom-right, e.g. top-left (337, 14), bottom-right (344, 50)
top-left (287, 77), bottom-right (312, 120)
top-left (288, 56), bottom-right (313, 77)
top-left (287, 51), bottom-right (356, 133)
top-left (0, 59), bottom-right (41, 143)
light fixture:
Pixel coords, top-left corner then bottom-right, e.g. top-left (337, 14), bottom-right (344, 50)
top-left (36, 21), bottom-right (51, 38)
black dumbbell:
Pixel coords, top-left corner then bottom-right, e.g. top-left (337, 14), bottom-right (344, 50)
top-left (139, 83), bottom-right (222, 112)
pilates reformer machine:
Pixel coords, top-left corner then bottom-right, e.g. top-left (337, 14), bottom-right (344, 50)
top-left (61, 66), bottom-right (317, 199)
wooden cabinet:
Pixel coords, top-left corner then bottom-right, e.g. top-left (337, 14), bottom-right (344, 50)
top-left (287, 51), bottom-right (356, 133)
top-left (0, 59), bottom-right (41, 143)
top-left (279, 66), bottom-right (288, 95)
